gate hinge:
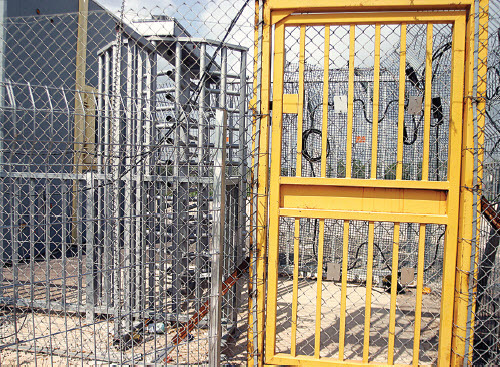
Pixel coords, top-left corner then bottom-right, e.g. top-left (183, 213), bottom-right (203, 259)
top-left (464, 95), bottom-right (487, 103)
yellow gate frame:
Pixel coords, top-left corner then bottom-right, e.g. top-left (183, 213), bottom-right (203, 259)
top-left (250, 0), bottom-right (488, 366)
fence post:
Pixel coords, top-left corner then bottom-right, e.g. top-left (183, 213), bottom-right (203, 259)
top-left (0, 0), bottom-right (6, 301)
top-left (85, 173), bottom-right (96, 322)
top-left (209, 109), bottom-right (227, 366)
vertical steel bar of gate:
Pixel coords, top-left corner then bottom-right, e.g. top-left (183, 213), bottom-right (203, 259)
top-left (451, 4), bottom-right (477, 362)
top-left (363, 221), bottom-right (375, 362)
top-left (371, 24), bottom-right (381, 179)
top-left (296, 26), bottom-right (305, 175)
top-left (387, 222), bottom-right (400, 364)
top-left (265, 21), bottom-right (285, 359)
top-left (440, 15), bottom-right (467, 365)
top-left (321, 26), bottom-right (330, 177)
top-left (346, 25), bottom-right (355, 178)
top-left (338, 220), bottom-right (350, 360)
top-left (413, 223), bottom-right (427, 365)
top-left (290, 26), bottom-right (306, 356)
top-left (314, 219), bottom-right (325, 358)
top-left (451, 9), bottom-right (477, 362)
top-left (422, 24), bottom-right (433, 181)
top-left (291, 217), bottom-right (300, 356)
top-left (396, 24), bottom-right (407, 181)
top-left (209, 109), bottom-right (227, 366)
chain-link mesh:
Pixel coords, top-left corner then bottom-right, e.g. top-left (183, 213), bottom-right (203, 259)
top-left (458, 1), bottom-right (500, 366)
top-left (1, 0), bottom-right (500, 366)
top-left (0, 1), bottom-right (257, 365)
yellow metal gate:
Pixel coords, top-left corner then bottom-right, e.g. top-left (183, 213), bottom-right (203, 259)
top-left (258, 1), bottom-right (476, 366)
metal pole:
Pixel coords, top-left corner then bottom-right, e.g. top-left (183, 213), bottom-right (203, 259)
top-left (77, 180), bottom-right (84, 310)
top-left (96, 54), bottom-right (104, 305)
top-left (111, 39), bottom-right (122, 338)
top-left (149, 42), bottom-right (158, 317)
top-left (173, 41), bottom-right (190, 315)
top-left (198, 43), bottom-right (207, 166)
top-left (209, 109), bottom-right (227, 366)
top-left (219, 47), bottom-right (228, 331)
top-left (234, 49), bottom-right (247, 333)
top-left (0, 0), bottom-right (7, 297)
top-left (124, 40), bottom-right (135, 331)
top-left (0, 0), bottom-right (6, 175)
top-left (74, 0), bottom-right (89, 171)
top-left (196, 42), bottom-right (207, 312)
top-left (85, 174), bottom-right (96, 322)
top-left (135, 48), bottom-right (144, 317)
top-left (72, 0), bottom-right (90, 255)
top-left (146, 43), bottom-right (157, 313)
top-left (103, 49), bottom-right (112, 308)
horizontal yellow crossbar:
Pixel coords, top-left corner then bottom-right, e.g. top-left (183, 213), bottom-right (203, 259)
top-left (268, 0), bottom-right (473, 13)
top-left (279, 208), bottom-right (447, 224)
top-left (279, 176), bottom-right (450, 190)
top-left (280, 184), bottom-right (447, 215)
top-left (267, 353), bottom-right (433, 367)
top-left (272, 11), bottom-right (465, 26)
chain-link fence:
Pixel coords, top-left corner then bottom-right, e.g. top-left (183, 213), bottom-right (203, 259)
top-left (458, 1), bottom-right (500, 366)
top-left (1, 0), bottom-right (500, 366)
top-left (0, 1), bottom-right (258, 365)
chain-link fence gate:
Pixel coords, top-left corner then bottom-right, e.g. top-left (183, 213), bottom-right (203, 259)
top-left (250, 1), bottom-right (500, 367)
